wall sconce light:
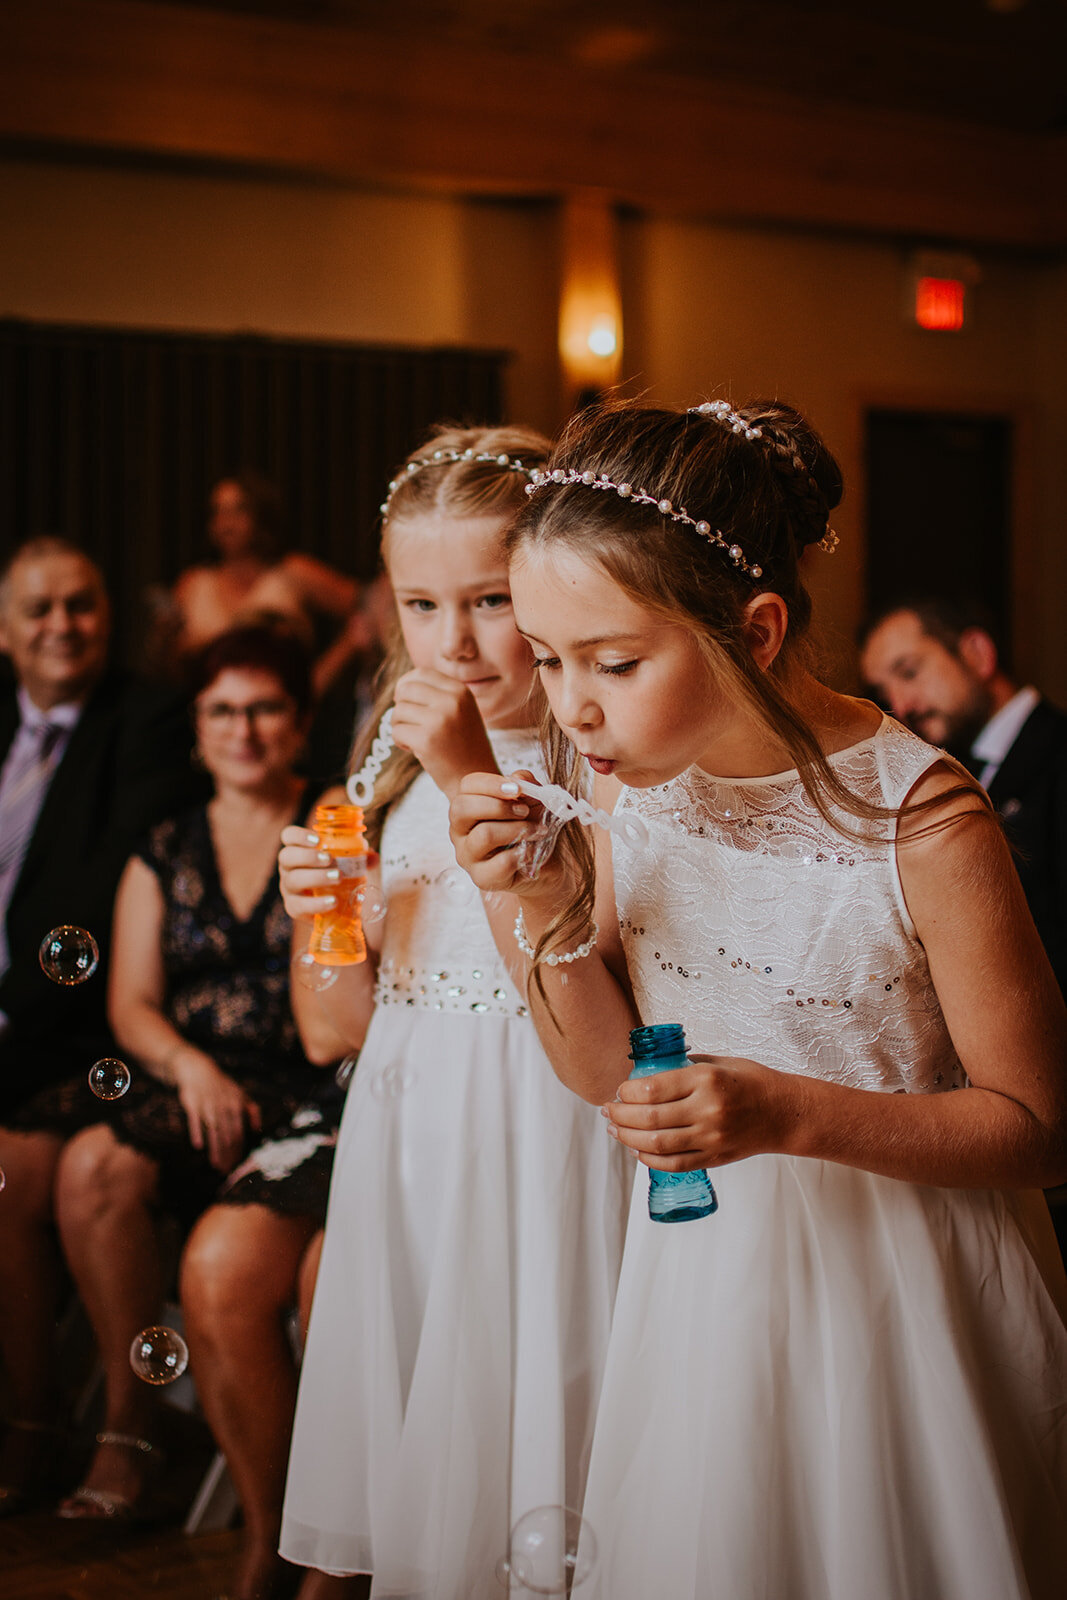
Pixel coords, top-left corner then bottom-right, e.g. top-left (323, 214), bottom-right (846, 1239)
top-left (559, 194), bottom-right (623, 409)
top-left (586, 315), bottom-right (618, 359)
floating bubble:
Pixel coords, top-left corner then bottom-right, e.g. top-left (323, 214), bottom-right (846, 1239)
top-left (335, 1052), bottom-right (359, 1090)
top-left (88, 1058), bottom-right (131, 1101)
top-left (435, 866), bottom-right (472, 900)
top-left (39, 925), bottom-right (99, 985)
top-left (0, 1168), bottom-right (5, 1193)
top-left (497, 1505), bottom-right (597, 1594)
top-left (129, 1325), bottom-right (189, 1386)
top-left (291, 951), bottom-right (340, 993)
top-left (370, 1062), bottom-right (417, 1102)
top-left (515, 820), bottom-right (564, 883)
top-left (355, 885), bottom-right (387, 927)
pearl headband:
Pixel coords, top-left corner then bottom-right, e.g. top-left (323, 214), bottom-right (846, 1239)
top-left (379, 448), bottom-right (537, 521)
top-left (691, 400), bottom-right (839, 555)
top-left (688, 399), bottom-right (763, 441)
top-left (524, 467), bottom-right (764, 580)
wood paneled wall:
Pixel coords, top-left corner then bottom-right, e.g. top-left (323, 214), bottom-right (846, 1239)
top-left (1, 0), bottom-right (1064, 250)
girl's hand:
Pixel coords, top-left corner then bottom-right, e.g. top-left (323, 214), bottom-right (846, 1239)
top-left (170, 1050), bottom-right (262, 1172)
top-left (450, 771), bottom-right (568, 904)
top-left (278, 825), bottom-right (345, 919)
top-left (604, 1054), bottom-right (804, 1171)
top-left (392, 668), bottom-right (498, 798)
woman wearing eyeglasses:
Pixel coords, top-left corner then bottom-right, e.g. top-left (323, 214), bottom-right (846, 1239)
top-left (0, 627), bottom-right (335, 1535)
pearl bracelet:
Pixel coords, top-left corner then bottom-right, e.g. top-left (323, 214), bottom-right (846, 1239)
top-left (513, 909), bottom-right (598, 965)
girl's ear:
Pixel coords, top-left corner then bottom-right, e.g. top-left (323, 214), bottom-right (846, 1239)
top-left (741, 592), bottom-right (789, 671)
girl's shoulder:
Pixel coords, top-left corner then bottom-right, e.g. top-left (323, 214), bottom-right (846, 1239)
top-left (864, 715), bottom-right (976, 814)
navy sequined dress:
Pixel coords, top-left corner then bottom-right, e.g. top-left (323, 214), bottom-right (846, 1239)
top-left (8, 799), bottom-right (336, 1223)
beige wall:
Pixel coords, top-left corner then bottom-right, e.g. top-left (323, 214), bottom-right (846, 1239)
top-left (0, 160), bottom-right (561, 429)
top-left (620, 218), bottom-right (1062, 695)
top-left (3, 156), bottom-right (1065, 696)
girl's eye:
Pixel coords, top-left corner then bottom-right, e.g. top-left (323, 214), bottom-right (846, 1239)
top-left (405, 598), bottom-right (436, 614)
top-left (598, 660), bottom-right (638, 676)
top-left (531, 656), bottom-right (560, 672)
top-left (477, 593), bottom-right (511, 610)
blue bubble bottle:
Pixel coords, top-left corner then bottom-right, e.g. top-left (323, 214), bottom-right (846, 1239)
top-left (628, 1023), bottom-right (718, 1223)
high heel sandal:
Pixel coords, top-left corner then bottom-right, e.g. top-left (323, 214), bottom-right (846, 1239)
top-left (0, 1417), bottom-right (67, 1518)
top-left (56, 1430), bottom-right (166, 1522)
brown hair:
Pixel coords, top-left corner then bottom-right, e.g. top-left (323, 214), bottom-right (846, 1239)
top-left (210, 472), bottom-right (285, 560)
top-left (188, 624), bottom-right (313, 716)
top-left (349, 422), bottom-right (553, 848)
top-left (507, 398), bottom-right (982, 991)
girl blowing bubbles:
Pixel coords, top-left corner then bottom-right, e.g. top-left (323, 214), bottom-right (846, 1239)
top-left (451, 400), bottom-right (1067, 1600)
top-left (276, 427), bottom-right (630, 1600)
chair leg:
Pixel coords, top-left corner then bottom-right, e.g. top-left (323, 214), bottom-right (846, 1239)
top-left (183, 1448), bottom-right (240, 1535)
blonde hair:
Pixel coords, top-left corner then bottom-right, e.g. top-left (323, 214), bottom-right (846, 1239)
top-left (350, 422), bottom-right (553, 847)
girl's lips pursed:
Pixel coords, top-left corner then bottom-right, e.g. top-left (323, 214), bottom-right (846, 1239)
top-left (584, 755), bottom-right (617, 776)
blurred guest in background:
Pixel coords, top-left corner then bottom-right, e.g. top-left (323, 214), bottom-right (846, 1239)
top-left (0, 535), bottom-right (202, 1515)
top-left (162, 474), bottom-right (359, 686)
top-left (0, 627), bottom-right (321, 1523)
top-left (181, 1071), bottom-right (348, 1600)
top-left (860, 597), bottom-right (1067, 994)
top-left (305, 570), bottom-right (395, 782)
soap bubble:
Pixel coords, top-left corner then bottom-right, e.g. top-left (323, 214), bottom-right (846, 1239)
top-left (435, 866), bottom-right (472, 900)
top-left (129, 1325), bottom-right (189, 1386)
top-left (515, 820), bottom-right (563, 883)
top-left (0, 1168), bottom-right (5, 1193)
top-left (38, 926), bottom-right (99, 985)
top-left (335, 1052), bottom-right (359, 1090)
top-left (370, 1062), bottom-right (417, 1102)
top-left (497, 1505), bottom-right (596, 1594)
top-left (291, 951), bottom-right (339, 993)
top-left (355, 885), bottom-right (387, 927)
top-left (88, 1058), bottom-right (131, 1101)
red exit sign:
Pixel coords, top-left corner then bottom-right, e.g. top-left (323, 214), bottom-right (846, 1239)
top-left (915, 276), bottom-right (967, 331)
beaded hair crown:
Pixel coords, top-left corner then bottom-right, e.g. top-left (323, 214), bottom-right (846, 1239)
top-left (523, 399), bottom-right (839, 577)
top-left (379, 447), bottom-right (537, 521)
top-left (525, 467), bottom-right (765, 580)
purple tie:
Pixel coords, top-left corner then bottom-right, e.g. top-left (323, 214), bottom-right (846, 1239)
top-left (0, 719), bottom-right (65, 980)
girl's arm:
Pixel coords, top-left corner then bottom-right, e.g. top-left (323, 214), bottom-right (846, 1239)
top-left (108, 856), bottom-right (262, 1171)
top-left (450, 771), bottom-right (641, 1103)
top-left (279, 786), bottom-right (379, 1063)
top-left (609, 766), bottom-right (1067, 1191)
top-left (285, 552), bottom-right (360, 618)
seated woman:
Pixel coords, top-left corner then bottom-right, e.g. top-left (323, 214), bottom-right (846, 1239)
top-left (0, 626), bottom-right (324, 1522)
top-left (163, 473), bottom-right (360, 688)
top-left (180, 1061), bottom-right (354, 1600)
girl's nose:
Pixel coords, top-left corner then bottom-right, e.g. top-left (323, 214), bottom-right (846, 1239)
top-left (440, 616), bottom-right (477, 660)
top-left (555, 680), bottom-right (600, 732)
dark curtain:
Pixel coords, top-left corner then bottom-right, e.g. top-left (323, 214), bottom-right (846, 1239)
top-left (0, 318), bottom-right (507, 668)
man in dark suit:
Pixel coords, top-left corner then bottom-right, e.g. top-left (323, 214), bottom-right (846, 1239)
top-left (859, 598), bottom-right (1067, 995)
top-left (0, 537), bottom-right (203, 1113)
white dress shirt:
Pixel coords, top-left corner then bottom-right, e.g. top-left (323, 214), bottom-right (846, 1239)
top-left (970, 685), bottom-right (1040, 791)
top-left (0, 687), bottom-right (84, 1033)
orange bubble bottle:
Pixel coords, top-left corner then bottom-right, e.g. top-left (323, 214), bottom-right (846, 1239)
top-left (307, 803), bottom-right (368, 965)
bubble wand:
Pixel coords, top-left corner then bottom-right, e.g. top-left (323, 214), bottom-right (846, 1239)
top-left (345, 710), bottom-right (648, 852)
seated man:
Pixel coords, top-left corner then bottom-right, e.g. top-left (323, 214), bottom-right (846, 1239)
top-left (860, 596), bottom-right (1067, 998)
top-left (0, 537), bottom-right (207, 1111)
top-left (0, 536), bottom-right (207, 1513)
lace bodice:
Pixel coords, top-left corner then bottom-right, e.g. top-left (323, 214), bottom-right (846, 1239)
top-left (612, 717), bottom-right (965, 1095)
top-left (372, 729), bottom-right (540, 1020)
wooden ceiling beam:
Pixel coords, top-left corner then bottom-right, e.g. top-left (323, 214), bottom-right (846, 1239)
top-left (0, 0), bottom-right (1064, 250)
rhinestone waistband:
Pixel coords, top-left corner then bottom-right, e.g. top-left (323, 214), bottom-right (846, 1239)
top-left (374, 962), bottom-right (528, 1019)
